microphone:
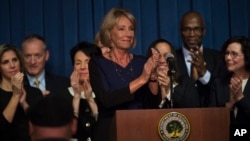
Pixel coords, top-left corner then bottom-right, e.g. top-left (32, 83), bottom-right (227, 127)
top-left (165, 53), bottom-right (176, 108)
top-left (165, 53), bottom-right (176, 75)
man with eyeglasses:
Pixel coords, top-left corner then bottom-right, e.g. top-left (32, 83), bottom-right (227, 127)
top-left (175, 11), bottom-right (226, 107)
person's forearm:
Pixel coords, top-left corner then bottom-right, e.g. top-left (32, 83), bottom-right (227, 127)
top-left (129, 76), bottom-right (147, 94)
top-left (148, 81), bottom-right (159, 95)
top-left (3, 95), bottom-right (19, 123)
top-left (87, 98), bottom-right (98, 121)
top-left (72, 94), bottom-right (80, 118)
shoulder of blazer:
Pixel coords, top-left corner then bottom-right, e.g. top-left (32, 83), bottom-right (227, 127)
top-left (175, 48), bottom-right (183, 54)
top-left (203, 48), bottom-right (220, 56)
top-left (202, 48), bottom-right (221, 63)
top-left (175, 48), bottom-right (184, 60)
top-left (23, 74), bottom-right (31, 87)
top-left (45, 71), bottom-right (70, 86)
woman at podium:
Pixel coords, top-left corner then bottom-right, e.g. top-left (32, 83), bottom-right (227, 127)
top-left (88, 7), bottom-right (159, 141)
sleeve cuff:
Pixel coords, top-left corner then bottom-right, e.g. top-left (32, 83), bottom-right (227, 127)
top-left (68, 87), bottom-right (96, 99)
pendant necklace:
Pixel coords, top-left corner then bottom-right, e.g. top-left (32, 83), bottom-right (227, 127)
top-left (109, 53), bottom-right (134, 82)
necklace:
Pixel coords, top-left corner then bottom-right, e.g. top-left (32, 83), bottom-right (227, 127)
top-left (109, 53), bottom-right (134, 82)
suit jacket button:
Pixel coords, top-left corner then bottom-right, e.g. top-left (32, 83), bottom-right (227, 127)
top-left (85, 122), bottom-right (91, 127)
top-left (85, 108), bottom-right (90, 112)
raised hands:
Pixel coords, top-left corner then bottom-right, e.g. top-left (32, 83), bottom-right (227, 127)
top-left (70, 70), bottom-right (81, 98)
top-left (70, 70), bottom-right (93, 100)
top-left (70, 70), bottom-right (97, 119)
top-left (11, 72), bottom-right (29, 110)
top-left (11, 72), bottom-right (24, 96)
top-left (156, 65), bottom-right (170, 99)
top-left (142, 48), bottom-right (159, 82)
top-left (230, 76), bottom-right (244, 101)
top-left (19, 85), bottom-right (29, 111)
top-left (156, 65), bottom-right (170, 87)
top-left (226, 76), bottom-right (244, 109)
top-left (188, 46), bottom-right (207, 77)
top-left (81, 78), bottom-right (93, 100)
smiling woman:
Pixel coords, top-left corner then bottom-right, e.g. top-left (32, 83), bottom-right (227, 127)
top-left (88, 7), bottom-right (159, 141)
top-left (145, 38), bottom-right (202, 109)
top-left (210, 36), bottom-right (250, 141)
top-left (0, 44), bottom-right (43, 141)
top-left (69, 41), bottom-right (101, 141)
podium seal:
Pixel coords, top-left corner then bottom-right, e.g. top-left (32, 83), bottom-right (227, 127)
top-left (158, 112), bottom-right (190, 141)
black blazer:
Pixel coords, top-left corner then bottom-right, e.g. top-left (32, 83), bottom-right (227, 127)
top-left (0, 85), bottom-right (43, 141)
top-left (24, 71), bottom-right (70, 96)
top-left (175, 47), bottom-right (226, 107)
top-left (175, 47), bottom-right (224, 79)
top-left (210, 73), bottom-right (250, 126)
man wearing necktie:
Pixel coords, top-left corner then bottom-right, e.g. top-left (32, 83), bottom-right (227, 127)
top-left (21, 34), bottom-right (70, 97)
top-left (175, 11), bottom-right (226, 107)
top-left (34, 79), bottom-right (40, 88)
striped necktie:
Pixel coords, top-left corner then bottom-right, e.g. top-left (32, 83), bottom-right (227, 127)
top-left (34, 79), bottom-right (40, 88)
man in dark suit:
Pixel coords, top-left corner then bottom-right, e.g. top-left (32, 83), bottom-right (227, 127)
top-left (175, 11), bottom-right (226, 107)
top-left (22, 34), bottom-right (98, 140)
top-left (21, 34), bottom-right (70, 96)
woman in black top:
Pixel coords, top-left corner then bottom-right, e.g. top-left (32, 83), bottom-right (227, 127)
top-left (0, 44), bottom-right (43, 141)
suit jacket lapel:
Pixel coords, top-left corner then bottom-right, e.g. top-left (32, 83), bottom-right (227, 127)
top-left (177, 49), bottom-right (189, 77)
top-left (23, 74), bottom-right (31, 87)
top-left (44, 72), bottom-right (52, 90)
top-left (243, 78), bottom-right (250, 96)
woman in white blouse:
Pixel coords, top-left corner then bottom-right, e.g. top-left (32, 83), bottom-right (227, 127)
top-left (69, 41), bottom-right (101, 141)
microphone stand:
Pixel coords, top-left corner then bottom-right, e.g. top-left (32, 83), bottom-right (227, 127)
top-left (168, 70), bottom-right (175, 108)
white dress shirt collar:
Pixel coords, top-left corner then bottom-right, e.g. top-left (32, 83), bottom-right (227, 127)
top-left (26, 70), bottom-right (45, 90)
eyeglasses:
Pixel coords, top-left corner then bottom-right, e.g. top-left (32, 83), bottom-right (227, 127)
top-left (181, 27), bottom-right (204, 35)
top-left (224, 51), bottom-right (243, 59)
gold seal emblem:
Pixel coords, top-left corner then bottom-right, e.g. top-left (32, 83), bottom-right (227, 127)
top-left (158, 112), bottom-right (190, 141)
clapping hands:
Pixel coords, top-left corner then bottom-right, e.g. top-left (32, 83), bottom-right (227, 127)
top-left (70, 70), bottom-right (92, 100)
top-left (11, 72), bottom-right (29, 110)
top-left (230, 76), bottom-right (244, 102)
top-left (156, 65), bottom-right (170, 88)
top-left (226, 76), bottom-right (244, 108)
top-left (142, 48), bottom-right (160, 82)
top-left (188, 46), bottom-right (207, 77)
top-left (11, 72), bottom-right (24, 96)
top-left (70, 70), bottom-right (81, 98)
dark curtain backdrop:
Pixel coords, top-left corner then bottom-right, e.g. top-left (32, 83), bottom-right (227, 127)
top-left (0, 0), bottom-right (249, 77)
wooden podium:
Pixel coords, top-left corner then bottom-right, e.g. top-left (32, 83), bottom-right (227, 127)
top-left (114, 108), bottom-right (229, 141)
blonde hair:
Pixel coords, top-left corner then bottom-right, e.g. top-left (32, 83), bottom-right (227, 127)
top-left (99, 7), bottom-right (137, 48)
top-left (94, 31), bottom-right (102, 47)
